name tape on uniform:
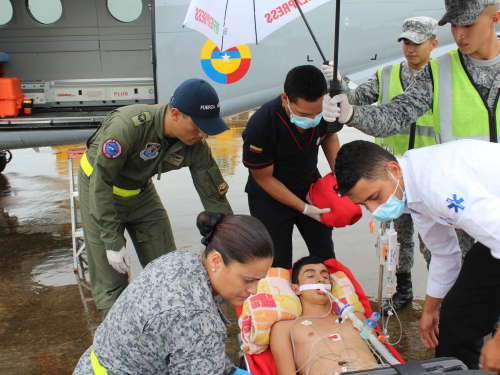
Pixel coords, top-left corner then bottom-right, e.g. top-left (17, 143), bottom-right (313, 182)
top-left (165, 153), bottom-right (184, 167)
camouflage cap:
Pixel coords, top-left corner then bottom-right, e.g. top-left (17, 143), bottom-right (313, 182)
top-left (439, 0), bottom-right (499, 26)
top-left (397, 17), bottom-right (438, 44)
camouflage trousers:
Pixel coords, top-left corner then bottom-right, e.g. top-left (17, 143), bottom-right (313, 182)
top-left (382, 213), bottom-right (475, 272)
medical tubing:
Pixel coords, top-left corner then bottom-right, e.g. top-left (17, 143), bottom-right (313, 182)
top-left (290, 288), bottom-right (400, 367)
top-left (370, 312), bottom-right (380, 323)
top-left (360, 320), bottom-right (377, 339)
top-left (291, 286), bottom-right (335, 361)
top-left (335, 297), bottom-right (400, 365)
top-left (368, 334), bottom-right (400, 365)
top-left (384, 298), bottom-right (403, 346)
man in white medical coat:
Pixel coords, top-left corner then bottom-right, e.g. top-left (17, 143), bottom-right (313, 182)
top-left (333, 139), bottom-right (500, 373)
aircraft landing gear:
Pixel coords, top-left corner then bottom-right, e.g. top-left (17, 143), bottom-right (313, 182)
top-left (0, 150), bottom-right (12, 173)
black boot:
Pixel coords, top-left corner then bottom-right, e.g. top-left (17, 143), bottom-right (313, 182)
top-left (381, 272), bottom-right (413, 316)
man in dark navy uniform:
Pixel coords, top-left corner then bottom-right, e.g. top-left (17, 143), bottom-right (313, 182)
top-left (242, 65), bottom-right (340, 269)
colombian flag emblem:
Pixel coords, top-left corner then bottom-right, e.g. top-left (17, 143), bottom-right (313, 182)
top-left (249, 145), bottom-right (262, 153)
top-left (201, 40), bottom-right (251, 85)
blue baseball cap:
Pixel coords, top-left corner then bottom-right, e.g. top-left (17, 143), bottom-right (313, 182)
top-left (170, 79), bottom-right (229, 136)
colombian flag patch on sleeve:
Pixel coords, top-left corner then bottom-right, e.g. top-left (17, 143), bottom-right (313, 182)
top-left (249, 145), bottom-right (262, 153)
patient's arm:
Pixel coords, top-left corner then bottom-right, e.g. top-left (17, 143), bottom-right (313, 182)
top-left (270, 321), bottom-right (296, 375)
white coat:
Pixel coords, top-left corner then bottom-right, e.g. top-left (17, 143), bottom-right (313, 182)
top-left (401, 139), bottom-right (500, 298)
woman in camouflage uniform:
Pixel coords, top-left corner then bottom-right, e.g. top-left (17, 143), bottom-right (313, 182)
top-left (73, 211), bottom-right (274, 375)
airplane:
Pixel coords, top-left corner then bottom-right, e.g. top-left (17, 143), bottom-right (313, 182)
top-left (0, 0), bottom-right (476, 173)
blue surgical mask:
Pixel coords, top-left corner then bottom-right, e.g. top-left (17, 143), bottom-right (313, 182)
top-left (372, 169), bottom-right (406, 222)
top-left (287, 99), bottom-right (323, 129)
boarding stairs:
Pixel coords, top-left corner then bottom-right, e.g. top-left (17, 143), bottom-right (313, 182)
top-left (68, 147), bottom-right (87, 272)
top-left (68, 147), bottom-right (96, 315)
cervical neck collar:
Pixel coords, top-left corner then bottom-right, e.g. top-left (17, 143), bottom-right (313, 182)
top-left (299, 283), bottom-right (331, 292)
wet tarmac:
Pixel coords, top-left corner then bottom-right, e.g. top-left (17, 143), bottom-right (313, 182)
top-left (0, 112), bottom-right (435, 374)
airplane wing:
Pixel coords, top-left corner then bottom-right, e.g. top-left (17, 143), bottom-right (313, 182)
top-left (1, 0), bottom-right (468, 154)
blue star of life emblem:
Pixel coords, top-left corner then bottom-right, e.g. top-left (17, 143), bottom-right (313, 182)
top-left (446, 194), bottom-right (465, 213)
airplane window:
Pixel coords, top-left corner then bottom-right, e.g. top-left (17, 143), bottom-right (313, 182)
top-left (27, 0), bottom-right (63, 25)
top-left (0, 0), bottom-right (14, 26)
top-left (108, 0), bottom-right (142, 23)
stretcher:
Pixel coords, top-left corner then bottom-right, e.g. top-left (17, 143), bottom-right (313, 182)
top-left (236, 258), bottom-right (405, 375)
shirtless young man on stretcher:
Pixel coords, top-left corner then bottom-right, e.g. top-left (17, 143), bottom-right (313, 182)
top-left (270, 256), bottom-right (379, 375)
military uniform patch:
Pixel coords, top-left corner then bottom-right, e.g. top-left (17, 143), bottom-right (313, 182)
top-left (131, 111), bottom-right (152, 126)
top-left (102, 139), bottom-right (122, 159)
top-left (249, 145), bottom-right (262, 153)
top-left (165, 152), bottom-right (184, 166)
top-left (140, 142), bottom-right (161, 161)
top-left (218, 182), bottom-right (229, 195)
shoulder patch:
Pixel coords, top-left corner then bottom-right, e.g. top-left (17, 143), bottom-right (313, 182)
top-left (249, 145), bottom-right (262, 153)
top-left (218, 182), bottom-right (229, 195)
top-left (102, 139), bottom-right (122, 159)
top-left (165, 152), bottom-right (184, 167)
top-left (131, 111), bottom-right (152, 126)
top-left (140, 142), bottom-right (161, 161)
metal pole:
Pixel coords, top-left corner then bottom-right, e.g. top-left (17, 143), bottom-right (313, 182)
top-left (327, 0), bottom-right (343, 133)
top-left (377, 264), bottom-right (384, 317)
top-left (293, 0), bottom-right (328, 64)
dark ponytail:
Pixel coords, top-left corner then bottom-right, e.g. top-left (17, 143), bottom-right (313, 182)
top-left (197, 211), bottom-right (274, 265)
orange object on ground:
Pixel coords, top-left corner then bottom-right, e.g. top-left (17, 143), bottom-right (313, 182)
top-left (308, 173), bottom-right (363, 228)
top-left (0, 77), bottom-right (24, 118)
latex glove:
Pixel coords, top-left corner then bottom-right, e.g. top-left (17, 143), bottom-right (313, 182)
top-left (306, 191), bottom-right (313, 205)
top-left (106, 246), bottom-right (131, 274)
top-left (321, 61), bottom-right (342, 82)
top-left (418, 308), bottom-right (440, 349)
top-left (303, 203), bottom-right (331, 222)
top-left (479, 334), bottom-right (500, 373)
top-left (323, 93), bottom-right (353, 124)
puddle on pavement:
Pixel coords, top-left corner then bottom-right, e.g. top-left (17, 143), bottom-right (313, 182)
top-left (31, 247), bottom-right (77, 287)
top-left (1, 111), bottom-right (437, 374)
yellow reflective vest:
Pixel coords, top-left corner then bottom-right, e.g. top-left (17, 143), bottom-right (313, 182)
top-left (429, 49), bottom-right (500, 143)
top-left (375, 63), bottom-right (436, 155)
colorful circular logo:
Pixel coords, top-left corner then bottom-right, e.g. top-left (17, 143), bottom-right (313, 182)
top-left (102, 139), bottom-right (122, 159)
top-left (200, 40), bottom-right (251, 85)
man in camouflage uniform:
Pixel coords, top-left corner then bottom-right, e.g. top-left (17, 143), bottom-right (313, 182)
top-left (324, 0), bottom-right (499, 308)
top-left (79, 79), bottom-right (233, 319)
top-left (324, 17), bottom-right (452, 315)
top-left (73, 250), bottom-right (237, 374)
